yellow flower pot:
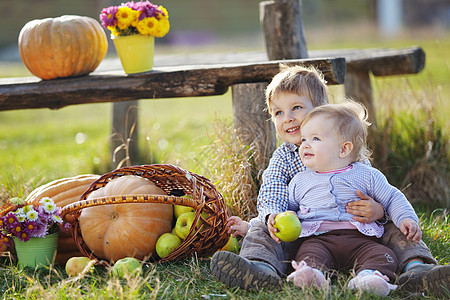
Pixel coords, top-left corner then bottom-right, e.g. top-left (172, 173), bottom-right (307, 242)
top-left (112, 34), bottom-right (155, 74)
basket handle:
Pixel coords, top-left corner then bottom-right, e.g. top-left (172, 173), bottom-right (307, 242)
top-left (61, 194), bottom-right (202, 221)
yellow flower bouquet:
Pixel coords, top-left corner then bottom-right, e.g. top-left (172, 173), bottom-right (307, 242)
top-left (99, 1), bottom-right (170, 74)
top-left (99, 1), bottom-right (170, 38)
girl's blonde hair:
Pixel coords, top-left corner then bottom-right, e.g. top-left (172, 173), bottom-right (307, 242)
top-left (265, 64), bottom-right (329, 115)
top-left (301, 101), bottom-right (372, 162)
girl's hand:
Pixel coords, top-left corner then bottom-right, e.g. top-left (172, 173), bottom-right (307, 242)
top-left (267, 213), bottom-right (282, 243)
top-left (400, 218), bottom-right (422, 242)
top-left (226, 216), bottom-right (249, 238)
top-left (346, 190), bottom-right (385, 223)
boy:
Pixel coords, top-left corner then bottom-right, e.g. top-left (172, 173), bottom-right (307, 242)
top-left (210, 65), bottom-right (446, 295)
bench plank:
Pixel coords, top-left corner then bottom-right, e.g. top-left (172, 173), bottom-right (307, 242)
top-left (309, 46), bottom-right (425, 76)
top-left (0, 57), bottom-right (345, 111)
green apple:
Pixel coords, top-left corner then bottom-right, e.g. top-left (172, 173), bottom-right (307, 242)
top-left (111, 257), bottom-right (142, 278)
top-left (156, 233), bottom-right (182, 258)
top-left (175, 211), bottom-right (196, 239)
top-left (174, 204), bottom-right (195, 218)
top-left (220, 236), bottom-right (240, 253)
top-left (65, 256), bottom-right (94, 277)
top-left (273, 212), bottom-right (302, 242)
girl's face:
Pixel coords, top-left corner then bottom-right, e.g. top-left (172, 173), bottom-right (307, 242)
top-left (270, 93), bottom-right (314, 145)
top-left (299, 114), bottom-right (351, 172)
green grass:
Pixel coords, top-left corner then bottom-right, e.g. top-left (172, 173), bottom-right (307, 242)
top-left (0, 211), bottom-right (447, 299)
top-left (0, 94), bottom-right (232, 191)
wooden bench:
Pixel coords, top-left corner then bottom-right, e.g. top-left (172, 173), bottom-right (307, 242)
top-left (0, 57), bottom-right (345, 111)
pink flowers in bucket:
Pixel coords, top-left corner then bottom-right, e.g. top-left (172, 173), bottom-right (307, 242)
top-left (99, 1), bottom-right (170, 38)
top-left (0, 197), bottom-right (67, 246)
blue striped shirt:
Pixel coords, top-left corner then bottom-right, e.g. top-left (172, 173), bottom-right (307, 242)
top-left (287, 162), bottom-right (419, 227)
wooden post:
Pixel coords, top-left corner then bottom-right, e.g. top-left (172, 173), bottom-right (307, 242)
top-left (260, 0), bottom-right (308, 60)
top-left (344, 69), bottom-right (377, 128)
top-left (232, 83), bottom-right (275, 168)
top-left (231, 0), bottom-right (309, 169)
top-left (110, 100), bottom-right (139, 170)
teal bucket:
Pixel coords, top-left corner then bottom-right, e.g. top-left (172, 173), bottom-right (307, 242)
top-left (14, 232), bottom-right (58, 269)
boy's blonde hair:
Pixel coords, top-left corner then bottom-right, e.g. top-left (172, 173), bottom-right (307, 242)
top-left (301, 101), bottom-right (372, 162)
top-left (265, 64), bottom-right (329, 114)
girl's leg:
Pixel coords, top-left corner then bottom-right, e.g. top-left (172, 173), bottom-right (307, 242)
top-left (351, 235), bottom-right (398, 281)
top-left (294, 236), bottom-right (335, 276)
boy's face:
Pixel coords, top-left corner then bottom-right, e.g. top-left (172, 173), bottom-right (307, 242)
top-left (299, 115), bottom-right (347, 172)
top-left (270, 92), bottom-right (314, 145)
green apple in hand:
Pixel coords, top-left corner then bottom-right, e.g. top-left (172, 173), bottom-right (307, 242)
top-left (273, 211), bottom-right (302, 242)
top-left (174, 204), bottom-right (195, 218)
top-left (175, 211), bottom-right (196, 239)
top-left (111, 257), bottom-right (142, 278)
top-left (156, 233), bottom-right (182, 258)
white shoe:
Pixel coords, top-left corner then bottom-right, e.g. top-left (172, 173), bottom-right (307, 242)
top-left (287, 260), bottom-right (328, 289)
top-left (348, 269), bottom-right (398, 296)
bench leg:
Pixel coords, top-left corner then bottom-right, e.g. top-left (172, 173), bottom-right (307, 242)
top-left (111, 100), bottom-right (140, 170)
top-left (231, 83), bottom-right (276, 169)
top-left (344, 70), bottom-right (377, 128)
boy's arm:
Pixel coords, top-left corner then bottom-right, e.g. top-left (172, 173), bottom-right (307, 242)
top-left (346, 189), bottom-right (386, 223)
top-left (256, 144), bottom-right (303, 223)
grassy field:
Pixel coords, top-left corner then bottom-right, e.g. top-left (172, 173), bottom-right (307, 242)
top-left (0, 210), bottom-right (448, 299)
top-left (0, 30), bottom-right (449, 299)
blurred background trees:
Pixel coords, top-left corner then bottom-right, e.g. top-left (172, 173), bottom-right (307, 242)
top-left (0, 0), bottom-right (448, 60)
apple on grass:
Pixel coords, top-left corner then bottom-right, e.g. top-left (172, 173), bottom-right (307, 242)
top-left (220, 235), bottom-right (240, 253)
top-left (111, 257), bottom-right (143, 278)
top-left (65, 256), bottom-right (94, 277)
top-left (175, 211), bottom-right (197, 239)
top-left (273, 211), bottom-right (302, 242)
top-left (156, 233), bottom-right (182, 258)
top-left (174, 204), bottom-right (195, 219)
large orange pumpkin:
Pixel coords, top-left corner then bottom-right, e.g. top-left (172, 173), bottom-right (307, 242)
top-left (24, 174), bottom-right (100, 264)
top-left (79, 175), bottom-right (173, 262)
top-left (18, 15), bottom-right (108, 80)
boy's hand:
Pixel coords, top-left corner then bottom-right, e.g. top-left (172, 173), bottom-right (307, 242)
top-left (346, 189), bottom-right (385, 223)
top-left (267, 213), bottom-right (282, 243)
top-left (400, 218), bottom-right (422, 242)
top-left (267, 211), bottom-right (297, 243)
top-left (226, 216), bottom-right (249, 238)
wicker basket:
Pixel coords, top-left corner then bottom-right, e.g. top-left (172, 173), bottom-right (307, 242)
top-left (61, 164), bottom-right (231, 263)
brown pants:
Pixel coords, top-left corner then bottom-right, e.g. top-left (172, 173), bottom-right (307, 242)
top-left (295, 229), bottom-right (398, 280)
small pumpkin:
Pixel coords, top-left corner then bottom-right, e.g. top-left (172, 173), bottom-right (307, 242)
top-left (79, 175), bottom-right (173, 262)
top-left (18, 15), bottom-right (108, 80)
top-left (25, 174), bottom-right (100, 264)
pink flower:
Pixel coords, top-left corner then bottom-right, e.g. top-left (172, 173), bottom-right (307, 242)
top-left (100, 6), bottom-right (119, 28)
top-left (18, 231), bottom-right (30, 242)
top-left (23, 221), bottom-right (37, 235)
